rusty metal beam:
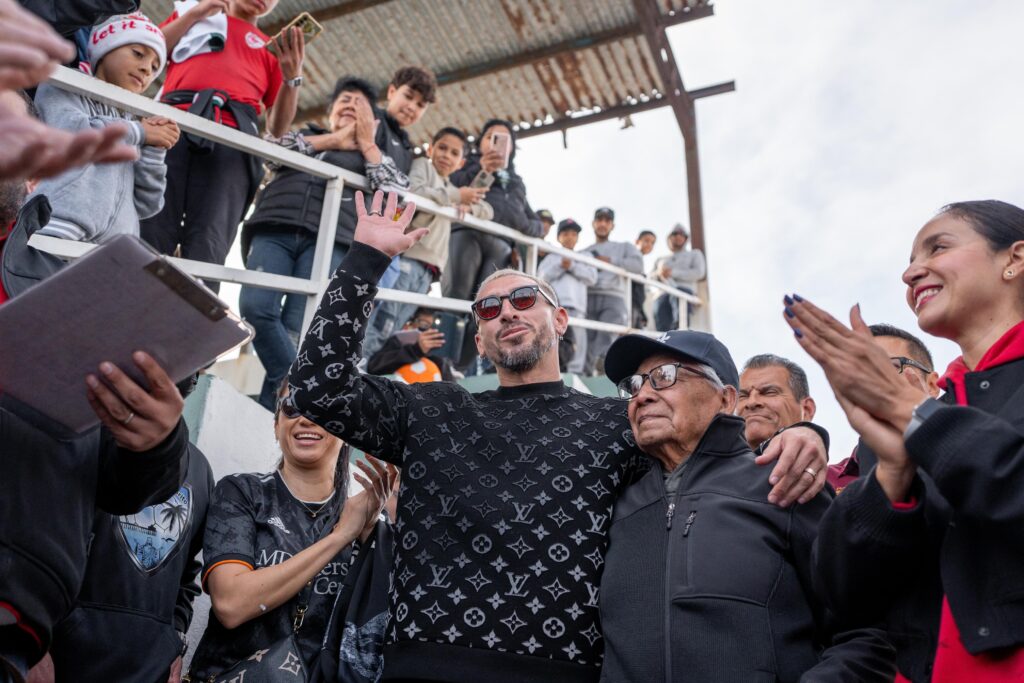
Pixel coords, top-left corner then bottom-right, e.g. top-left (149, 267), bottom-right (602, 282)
top-left (264, 0), bottom-right (397, 36)
top-left (631, 0), bottom-right (707, 260)
top-left (515, 80), bottom-right (733, 140)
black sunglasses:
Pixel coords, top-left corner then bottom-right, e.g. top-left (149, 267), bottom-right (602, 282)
top-left (890, 356), bottom-right (932, 375)
top-left (276, 397), bottom-right (302, 419)
top-left (617, 362), bottom-right (714, 400)
top-left (471, 285), bottom-right (557, 320)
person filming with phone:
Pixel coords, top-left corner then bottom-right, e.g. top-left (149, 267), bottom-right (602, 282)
top-left (443, 118), bottom-right (544, 371)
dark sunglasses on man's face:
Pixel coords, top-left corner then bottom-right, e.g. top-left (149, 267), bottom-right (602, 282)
top-left (471, 285), bottom-right (557, 321)
top-left (889, 356), bottom-right (932, 375)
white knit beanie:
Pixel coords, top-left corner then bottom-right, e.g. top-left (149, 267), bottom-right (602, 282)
top-left (87, 13), bottom-right (167, 75)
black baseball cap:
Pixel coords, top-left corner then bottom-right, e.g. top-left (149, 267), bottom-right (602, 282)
top-left (604, 330), bottom-right (739, 389)
top-left (537, 209), bottom-right (555, 223)
top-left (557, 218), bottom-right (582, 234)
top-left (594, 206), bottom-right (615, 220)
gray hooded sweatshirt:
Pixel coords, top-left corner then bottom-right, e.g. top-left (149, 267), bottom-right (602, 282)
top-left (31, 83), bottom-right (167, 243)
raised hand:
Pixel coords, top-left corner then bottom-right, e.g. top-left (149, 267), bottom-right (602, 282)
top-left (271, 26), bottom-right (305, 81)
top-left (85, 351), bottom-right (185, 452)
top-left (417, 328), bottom-right (445, 354)
top-left (189, 0), bottom-right (229, 20)
top-left (782, 295), bottom-right (925, 431)
top-left (354, 190), bottom-right (425, 257)
top-left (0, 0), bottom-right (75, 90)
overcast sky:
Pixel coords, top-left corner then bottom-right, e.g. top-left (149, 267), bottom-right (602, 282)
top-left (512, 0), bottom-right (1024, 458)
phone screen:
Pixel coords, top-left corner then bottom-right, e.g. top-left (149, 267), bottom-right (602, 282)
top-left (492, 133), bottom-right (511, 169)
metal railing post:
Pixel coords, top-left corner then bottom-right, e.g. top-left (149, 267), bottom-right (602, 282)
top-left (525, 243), bottom-right (538, 275)
top-left (302, 177), bottom-right (344, 333)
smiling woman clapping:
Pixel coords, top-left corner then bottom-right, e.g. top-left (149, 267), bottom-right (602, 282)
top-left (784, 200), bottom-right (1024, 682)
top-left (186, 393), bottom-right (397, 681)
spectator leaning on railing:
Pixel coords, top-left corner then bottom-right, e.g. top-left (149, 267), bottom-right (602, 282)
top-left (140, 0), bottom-right (304, 273)
top-left (238, 76), bottom-right (412, 411)
top-left (30, 13), bottom-right (179, 245)
top-left (581, 206), bottom-right (644, 375)
top-left (652, 222), bottom-right (705, 330)
top-left (537, 218), bottom-right (596, 374)
top-left (0, 0), bottom-right (138, 182)
top-left (362, 125), bottom-right (492, 361)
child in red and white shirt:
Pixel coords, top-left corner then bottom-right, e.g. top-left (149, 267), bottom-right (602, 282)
top-left (140, 0), bottom-right (304, 278)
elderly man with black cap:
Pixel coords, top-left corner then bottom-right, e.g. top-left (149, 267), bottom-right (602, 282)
top-left (580, 206), bottom-right (644, 374)
top-left (538, 217), bottom-right (596, 373)
top-left (652, 222), bottom-right (706, 331)
top-left (598, 330), bottom-right (896, 683)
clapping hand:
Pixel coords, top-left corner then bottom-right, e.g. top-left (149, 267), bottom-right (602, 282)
top-left (338, 456), bottom-right (399, 541)
top-left (354, 190), bottom-right (425, 257)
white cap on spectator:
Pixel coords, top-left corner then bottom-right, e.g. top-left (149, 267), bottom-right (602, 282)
top-left (87, 13), bottom-right (167, 75)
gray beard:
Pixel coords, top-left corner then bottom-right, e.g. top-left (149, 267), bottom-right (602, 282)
top-left (489, 325), bottom-right (556, 373)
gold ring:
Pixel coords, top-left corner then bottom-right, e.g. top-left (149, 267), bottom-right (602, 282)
top-left (803, 466), bottom-right (817, 478)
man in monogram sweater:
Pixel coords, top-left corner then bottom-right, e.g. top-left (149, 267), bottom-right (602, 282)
top-left (286, 191), bottom-right (831, 682)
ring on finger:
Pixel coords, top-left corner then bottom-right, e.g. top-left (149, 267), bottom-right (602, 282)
top-left (121, 411), bottom-right (136, 426)
top-left (367, 210), bottom-right (383, 217)
top-left (803, 466), bottom-right (817, 478)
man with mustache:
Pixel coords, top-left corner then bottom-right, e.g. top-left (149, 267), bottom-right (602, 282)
top-left (738, 354), bottom-right (819, 452)
top-left (285, 191), bottom-right (832, 683)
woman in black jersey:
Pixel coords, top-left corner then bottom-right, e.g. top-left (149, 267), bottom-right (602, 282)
top-left (187, 394), bottom-right (396, 680)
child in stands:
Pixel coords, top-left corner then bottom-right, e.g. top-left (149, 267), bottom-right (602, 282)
top-left (362, 126), bottom-right (491, 359)
top-left (141, 0), bottom-right (304, 272)
top-left (31, 13), bottom-right (179, 243)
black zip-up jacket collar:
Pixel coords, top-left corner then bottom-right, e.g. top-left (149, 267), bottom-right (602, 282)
top-left (814, 356), bottom-right (1024, 681)
top-left (600, 414), bottom-right (895, 683)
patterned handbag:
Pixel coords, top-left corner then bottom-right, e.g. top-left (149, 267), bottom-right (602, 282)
top-left (188, 593), bottom-right (312, 683)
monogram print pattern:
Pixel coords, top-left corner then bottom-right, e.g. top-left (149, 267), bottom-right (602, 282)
top-left (287, 246), bottom-right (648, 672)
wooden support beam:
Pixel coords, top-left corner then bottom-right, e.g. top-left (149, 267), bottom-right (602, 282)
top-left (264, 0), bottom-right (397, 36)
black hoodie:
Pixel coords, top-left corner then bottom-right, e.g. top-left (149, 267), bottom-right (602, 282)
top-left (450, 119), bottom-right (543, 240)
top-left (49, 443), bottom-right (213, 683)
top-left (0, 395), bottom-right (189, 668)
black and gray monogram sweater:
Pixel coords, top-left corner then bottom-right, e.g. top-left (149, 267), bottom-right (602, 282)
top-left (288, 242), bottom-right (647, 683)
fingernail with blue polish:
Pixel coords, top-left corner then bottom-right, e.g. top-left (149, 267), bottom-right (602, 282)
top-left (793, 293), bottom-right (804, 302)
top-left (794, 329), bottom-right (803, 338)
top-left (785, 307), bottom-right (795, 318)
top-left (784, 295), bottom-right (794, 305)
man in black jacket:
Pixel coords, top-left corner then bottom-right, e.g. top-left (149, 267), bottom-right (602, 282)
top-left (48, 377), bottom-right (214, 683)
top-left (599, 330), bottom-right (895, 682)
top-left (0, 352), bottom-right (190, 682)
top-left (284, 190), bottom-right (835, 683)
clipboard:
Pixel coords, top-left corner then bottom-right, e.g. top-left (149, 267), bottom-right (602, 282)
top-left (0, 235), bottom-right (253, 433)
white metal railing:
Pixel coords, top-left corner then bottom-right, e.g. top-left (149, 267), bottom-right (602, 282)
top-left (38, 66), bottom-right (703, 339)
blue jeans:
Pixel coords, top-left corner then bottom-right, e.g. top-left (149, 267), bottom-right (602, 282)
top-left (362, 257), bottom-right (434, 360)
top-left (380, 254), bottom-right (401, 289)
top-left (239, 228), bottom-right (348, 409)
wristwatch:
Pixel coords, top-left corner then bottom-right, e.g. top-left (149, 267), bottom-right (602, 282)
top-left (903, 397), bottom-right (944, 441)
top-left (285, 75), bottom-right (304, 87)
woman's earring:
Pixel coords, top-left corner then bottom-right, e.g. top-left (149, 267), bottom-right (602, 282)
top-left (1007, 269), bottom-right (1015, 279)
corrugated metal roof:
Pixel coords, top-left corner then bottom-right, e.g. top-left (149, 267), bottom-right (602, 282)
top-left (144, 0), bottom-right (711, 143)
